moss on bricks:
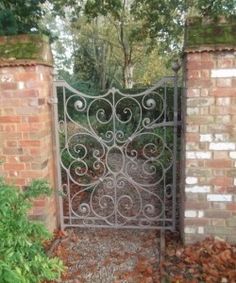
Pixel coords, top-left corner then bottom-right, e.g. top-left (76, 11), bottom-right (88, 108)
top-left (0, 34), bottom-right (52, 64)
top-left (185, 16), bottom-right (236, 49)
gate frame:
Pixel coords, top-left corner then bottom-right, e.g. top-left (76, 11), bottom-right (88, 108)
top-left (51, 66), bottom-right (182, 233)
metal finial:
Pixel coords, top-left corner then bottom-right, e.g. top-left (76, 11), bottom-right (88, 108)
top-left (52, 69), bottom-right (59, 80)
top-left (171, 60), bottom-right (181, 73)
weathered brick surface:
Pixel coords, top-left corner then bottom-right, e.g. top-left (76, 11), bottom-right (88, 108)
top-left (184, 49), bottom-right (236, 243)
top-left (0, 35), bottom-right (57, 232)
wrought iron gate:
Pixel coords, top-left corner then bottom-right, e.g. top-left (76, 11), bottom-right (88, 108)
top-left (52, 70), bottom-right (181, 231)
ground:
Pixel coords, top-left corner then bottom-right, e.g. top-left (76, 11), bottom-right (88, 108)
top-left (46, 229), bottom-right (236, 283)
top-left (47, 228), bottom-right (162, 283)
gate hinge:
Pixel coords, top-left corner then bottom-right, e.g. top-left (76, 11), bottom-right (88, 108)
top-left (48, 96), bottom-right (58, 105)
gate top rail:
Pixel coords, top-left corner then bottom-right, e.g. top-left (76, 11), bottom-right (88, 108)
top-left (53, 76), bottom-right (178, 99)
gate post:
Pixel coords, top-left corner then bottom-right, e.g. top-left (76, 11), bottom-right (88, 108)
top-left (183, 17), bottom-right (236, 243)
top-left (0, 34), bottom-right (57, 231)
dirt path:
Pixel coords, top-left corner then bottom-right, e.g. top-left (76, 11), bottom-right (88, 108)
top-left (52, 228), bottom-right (162, 283)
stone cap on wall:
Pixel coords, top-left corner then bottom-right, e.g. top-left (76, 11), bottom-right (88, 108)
top-left (0, 34), bottom-right (53, 67)
top-left (184, 16), bottom-right (236, 53)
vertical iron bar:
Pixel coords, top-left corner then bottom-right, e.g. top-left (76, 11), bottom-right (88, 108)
top-left (163, 82), bottom-right (167, 228)
top-left (63, 86), bottom-right (72, 226)
top-left (51, 82), bottom-right (65, 230)
top-left (172, 69), bottom-right (179, 231)
top-left (112, 90), bottom-right (118, 226)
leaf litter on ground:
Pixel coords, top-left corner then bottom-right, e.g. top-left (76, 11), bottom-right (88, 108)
top-left (45, 229), bottom-right (236, 283)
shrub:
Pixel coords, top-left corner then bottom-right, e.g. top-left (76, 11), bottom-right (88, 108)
top-left (0, 178), bottom-right (64, 283)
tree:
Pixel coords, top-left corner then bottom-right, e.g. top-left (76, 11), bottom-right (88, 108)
top-left (51, 0), bottom-right (236, 90)
top-left (187, 0), bottom-right (236, 17)
top-left (83, 0), bottom-right (169, 88)
top-left (71, 17), bottom-right (120, 90)
top-left (52, 0), bottom-right (166, 88)
top-left (0, 0), bottom-right (47, 36)
top-left (131, 0), bottom-right (236, 44)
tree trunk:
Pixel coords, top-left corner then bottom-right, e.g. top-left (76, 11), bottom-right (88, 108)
top-left (123, 62), bottom-right (134, 89)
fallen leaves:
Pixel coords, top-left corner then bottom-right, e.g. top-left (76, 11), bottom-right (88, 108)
top-left (45, 229), bottom-right (236, 283)
top-left (162, 236), bottom-right (236, 283)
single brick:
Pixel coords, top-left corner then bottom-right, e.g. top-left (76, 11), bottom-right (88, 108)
top-left (216, 78), bottom-right (232, 87)
top-left (198, 211), bottom-right (204, 218)
top-left (198, 227), bottom-right (204, 234)
top-left (216, 97), bottom-right (231, 106)
top-left (184, 226), bottom-right (197, 234)
top-left (210, 176), bottom-right (233, 187)
top-left (229, 152), bottom-right (236, 159)
top-left (207, 194), bottom-right (232, 202)
top-left (214, 134), bottom-right (229, 142)
top-left (187, 107), bottom-right (199, 115)
top-left (215, 115), bottom-right (231, 124)
top-left (19, 140), bottom-right (41, 147)
top-left (187, 88), bottom-right (200, 97)
top-left (205, 160), bottom-right (232, 168)
top-left (4, 163), bottom-right (25, 171)
top-left (0, 116), bottom-right (21, 123)
top-left (211, 89), bottom-right (236, 97)
top-left (186, 125), bottom-right (199, 133)
top-left (185, 210), bottom-right (197, 218)
top-left (211, 68), bottom-right (236, 78)
top-left (200, 88), bottom-right (209, 97)
top-left (185, 185), bottom-right (211, 193)
top-left (209, 143), bottom-right (235, 151)
top-left (186, 133), bottom-right (199, 142)
top-left (186, 176), bottom-right (198, 185)
top-left (187, 97), bottom-right (214, 107)
top-left (200, 134), bottom-right (212, 142)
top-left (186, 151), bottom-right (211, 159)
top-left (217, 59), bottom-right (235, 68)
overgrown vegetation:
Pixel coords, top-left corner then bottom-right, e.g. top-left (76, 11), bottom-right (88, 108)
top-left (0, 178), bottom-right (64, 283)
top-left (0, 0), bottom-right (48, 36)
top-left (1, 0), bottom-right (235, 89)
top-left (50, 0), bottom-right (236, 90)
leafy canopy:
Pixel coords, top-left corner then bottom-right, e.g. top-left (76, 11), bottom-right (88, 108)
top-left (0, 0), bottom-right (47, 36)
top-left (50, 0), bottom-right (235, 89)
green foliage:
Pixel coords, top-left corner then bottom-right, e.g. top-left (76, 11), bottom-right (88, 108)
top-left (52, 0), bottom-right (173, 90)
top-left (0, 178), bottom-right (64, 283)
top-left (131, 0), bottom-right (185, 52)
top-left (84, 0), bottom-right (122, 18)
top-left (0, 0), bottom-right (47, 36)
top-left (187, 0), bottom-right (236, 17)
top-left (0, 10), bottom-right (17, 36)
top-left (51, 0), bottom-right (236, 91)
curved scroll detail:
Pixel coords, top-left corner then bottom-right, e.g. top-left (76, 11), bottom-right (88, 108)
top-left (61, 133), bottom-right (106, 186)
top-left (124, 132), bottom-right (173, 187)
top-left (56, 76), bottom-right (178, 228)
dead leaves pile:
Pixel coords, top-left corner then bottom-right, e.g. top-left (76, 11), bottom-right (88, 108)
top-left (162, 237), bottom-right (236, 283)
top-left (45, 230), bottom-right (236, 283)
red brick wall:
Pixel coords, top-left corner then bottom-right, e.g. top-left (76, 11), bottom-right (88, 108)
top-left (0, 63), bottom-right (57, 231)
top-left (184, 50), bottom-right (236, 243)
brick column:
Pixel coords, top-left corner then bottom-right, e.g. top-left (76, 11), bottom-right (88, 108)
top-left (183, 18), bottom-right (236, 243)
top-left (0, 35), bottom-right (57, 231)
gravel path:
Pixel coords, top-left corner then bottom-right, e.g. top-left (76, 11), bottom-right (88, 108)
top-left (54, 228), bottom-right (162, 283)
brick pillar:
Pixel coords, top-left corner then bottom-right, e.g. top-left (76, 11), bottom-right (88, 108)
top-left (183, 18), bottom-right (236, 243)
top-left (0, 35), bottom-right (57, 231)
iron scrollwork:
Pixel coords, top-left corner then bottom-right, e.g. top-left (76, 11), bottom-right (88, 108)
top-left (55, 78), bottom-right (180, 230)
